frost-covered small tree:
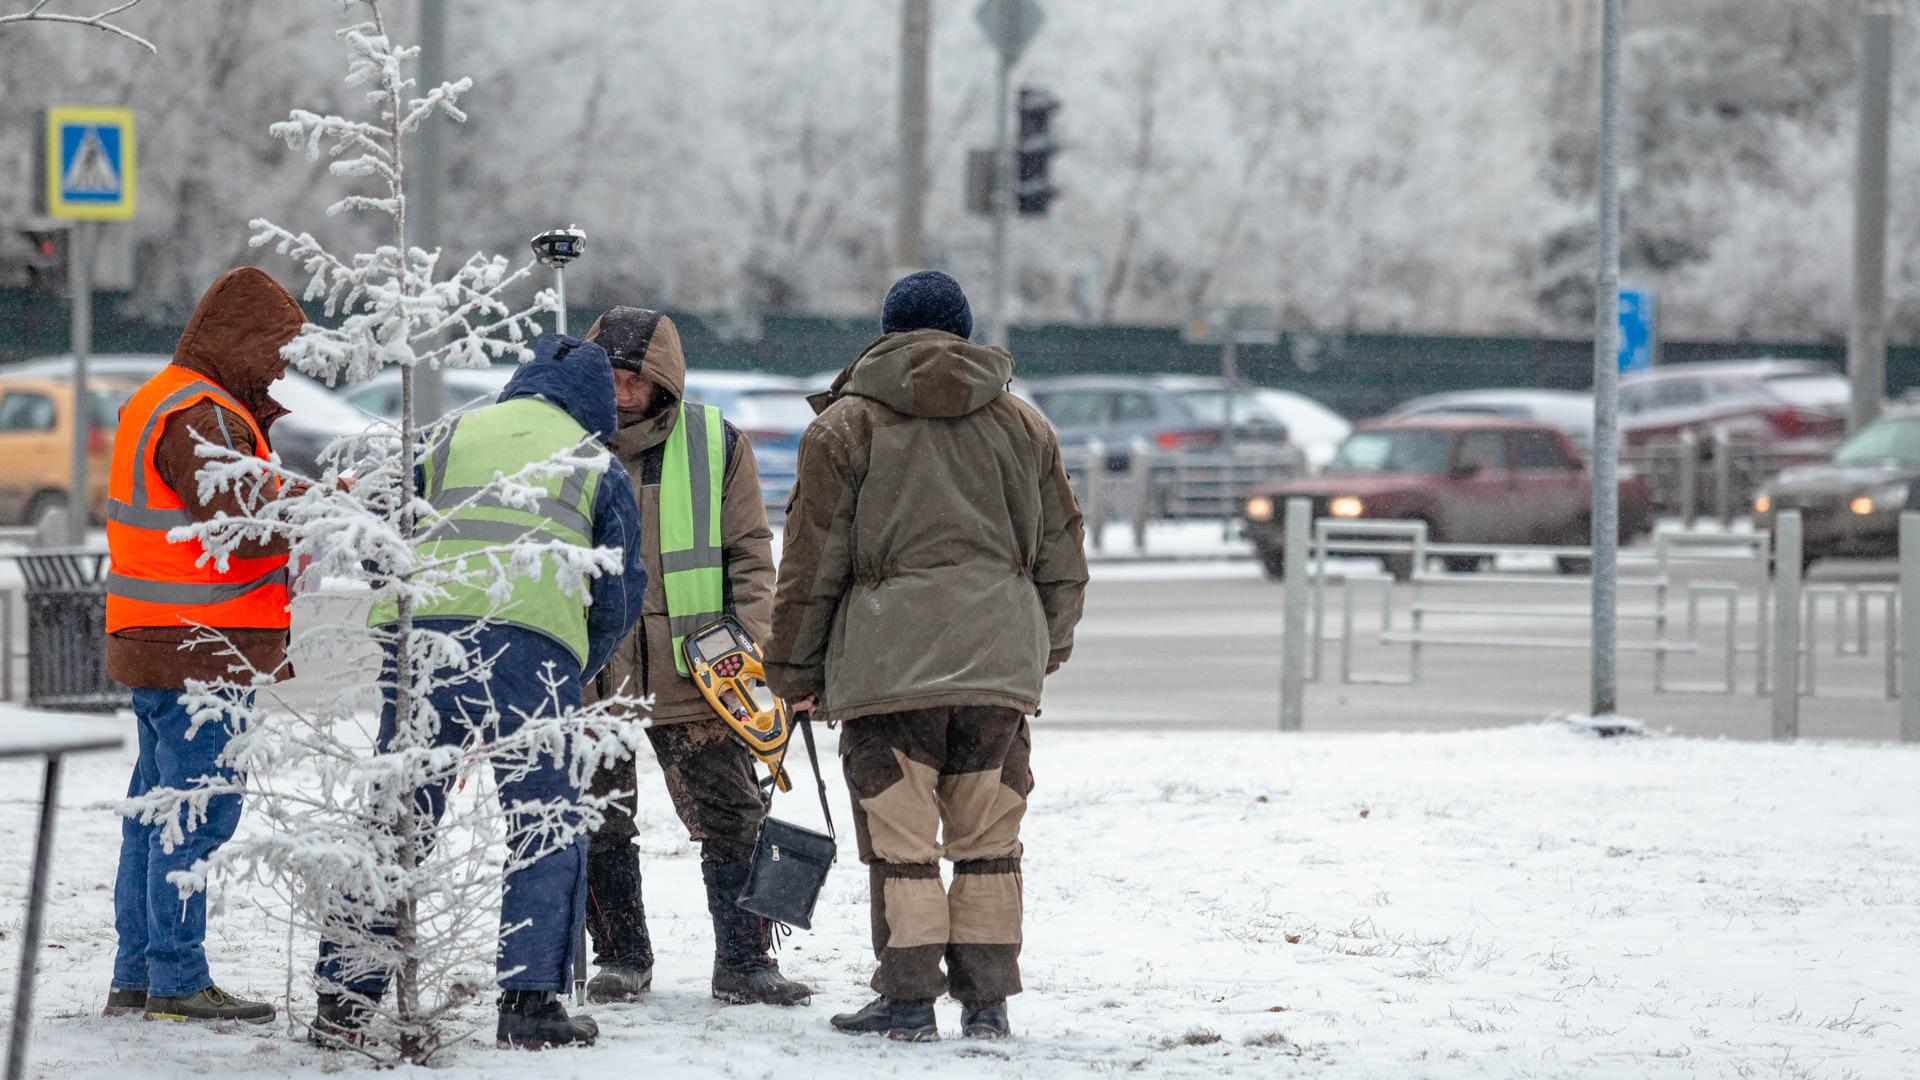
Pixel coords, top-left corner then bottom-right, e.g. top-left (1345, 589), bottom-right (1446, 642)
top-left (124, 0), bottom-right (643, 1063)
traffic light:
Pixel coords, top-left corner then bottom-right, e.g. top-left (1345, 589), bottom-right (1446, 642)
top-left (1015, 86), bottom-right (1059, 216)
top-left (15, 229), bottom-right (63, 289)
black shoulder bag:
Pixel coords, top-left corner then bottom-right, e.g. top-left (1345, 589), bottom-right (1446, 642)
top-left (735, 714), bottom-right (838, 930)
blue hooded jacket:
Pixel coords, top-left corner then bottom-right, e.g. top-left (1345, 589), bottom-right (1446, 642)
top-left (416, 334), bottom-right (646, 681)
top-left (500, 334), bottom-right (647, 679)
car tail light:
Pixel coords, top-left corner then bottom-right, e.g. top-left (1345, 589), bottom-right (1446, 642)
top-left (88, 426), bottom-right (108, 455)
top-left (1764, 408), bottom-right (1808, 438)
top-left (1762, 408), bottom-right (1843, 439)
top-left (1156, 430), bottom-right (1221, 451)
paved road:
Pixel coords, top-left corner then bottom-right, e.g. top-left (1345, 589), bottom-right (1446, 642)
top-left (277, 557), bottom-right (1910, 742)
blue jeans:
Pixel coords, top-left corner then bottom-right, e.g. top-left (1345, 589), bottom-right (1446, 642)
top-left (316, 624), bottom-right (588, 995)
top-left (112, 688), bottom-right (248, 997)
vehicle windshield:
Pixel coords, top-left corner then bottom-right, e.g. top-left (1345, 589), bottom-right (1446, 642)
top-left (1178, 390), bottom-right (1282, 426)
top-left (1833, 416), bottom-right (1920, 466)
top-left (1327, 429), bottom-right (1454, 475)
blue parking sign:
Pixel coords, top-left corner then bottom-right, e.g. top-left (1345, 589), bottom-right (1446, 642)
top-left (1618, 287), bottom-right (1655, 374)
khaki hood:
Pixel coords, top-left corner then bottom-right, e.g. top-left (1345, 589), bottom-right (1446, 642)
top-left (171, 267), bottom-right (306, 429)
top-left (587, 307), bottom-right (688, 454)
top-left (826, 330), bottom-right (1013, 419)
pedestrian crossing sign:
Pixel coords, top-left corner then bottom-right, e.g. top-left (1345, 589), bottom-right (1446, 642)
top-left (45, 106), bottom-right (136, 221)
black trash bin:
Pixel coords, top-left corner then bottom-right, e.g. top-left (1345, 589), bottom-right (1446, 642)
top-left (13, 551), bottom-right (129, 712)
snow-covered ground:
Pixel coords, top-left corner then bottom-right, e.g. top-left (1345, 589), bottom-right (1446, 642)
top-left (1, 704), bottom-right (1915, 1079)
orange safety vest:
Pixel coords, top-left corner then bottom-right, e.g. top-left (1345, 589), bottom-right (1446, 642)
top-left (105, 364), bottom-right (290, 633)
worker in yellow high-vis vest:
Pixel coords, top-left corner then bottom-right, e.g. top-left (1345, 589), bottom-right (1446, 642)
top-left (577, 307), bottom-right (813, 1008)
top-left (320, 334), bottom-right (647, 1051)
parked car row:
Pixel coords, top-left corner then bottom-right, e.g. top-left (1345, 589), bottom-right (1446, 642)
top-left (1231, 358), bottom-right (1852, 579)
top-left (0, 349), bottom-right (1861, 580)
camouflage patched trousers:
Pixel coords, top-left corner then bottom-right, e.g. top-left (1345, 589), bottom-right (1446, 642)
top-left (840, 706), bottom-right (1031, 1003)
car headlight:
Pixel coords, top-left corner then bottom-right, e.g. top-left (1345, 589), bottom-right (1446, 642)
top-left (1245, 496), bottom-right (1275, 522)
top-left (1330, 496), bottom-right (1365, 519)
top-left (1853, 483), bottom-right (1912, 516)
top-left (1753, 493), bottom-right (1772, 515)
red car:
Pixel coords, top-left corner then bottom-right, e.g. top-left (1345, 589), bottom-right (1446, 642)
top-left (1240, 416), bottom-right (1654, 579)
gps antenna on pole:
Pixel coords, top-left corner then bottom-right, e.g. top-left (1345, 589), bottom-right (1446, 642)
top-left (530, 227), bottom-right (586, 336)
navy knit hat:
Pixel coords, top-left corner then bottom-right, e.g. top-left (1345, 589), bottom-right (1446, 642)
top-left (881, 270), bottom-right (973, 340)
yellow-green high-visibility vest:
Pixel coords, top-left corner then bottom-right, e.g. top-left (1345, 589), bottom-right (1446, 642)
top-left (369, 396), bottom-right (607, 666)
top-left (660, 402), bottom-right (726, 674)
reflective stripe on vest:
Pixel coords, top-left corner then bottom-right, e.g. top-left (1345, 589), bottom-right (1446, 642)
top-left (370, 397), bottom-right (606, 665)
top-left (105, 365), bottom-right (290, 633)
top-left (660, 403), bottom-right (726, 675)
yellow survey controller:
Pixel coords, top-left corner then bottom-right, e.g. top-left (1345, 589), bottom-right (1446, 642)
top-left (683, 617), bottom-right (793, 793)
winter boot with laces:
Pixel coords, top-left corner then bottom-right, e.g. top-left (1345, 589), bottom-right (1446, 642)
top-left (585, 962), bottom-right (653, 1004)
top-left (496, 990), bottom-right (598, 1049)
top-left (103, 988), bottom-right (147, 1017)
top-left (961, 999), bottom-right (1011, 1039)
top-left (704, 860), bottom-right (813, 1006)
top-left (829, 995), bottom-right (939, 1041)
top-left (143, 985), bottom-right (276, 1024)
top-left (309, 992), bottom-right (380, 1049)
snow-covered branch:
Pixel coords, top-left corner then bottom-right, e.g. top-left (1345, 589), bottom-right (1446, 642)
top-left (0, 0), bottom-right (155, 53)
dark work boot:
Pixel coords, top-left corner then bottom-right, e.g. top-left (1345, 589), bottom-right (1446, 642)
top-left (309, 993), bottom-right (379, 1049)
top-left (829, 995), bottom-right (939, 1041)
top-left (585, 962), bottom-right (652, 1004)
top-left (143, 986), bottom-right (276, 1024)
top-left (703, 860), bottom-right (813, 1007)
top-left (496, 990), bottom-right (598, 1049)
top-left (961, 999), bottom-right (1011, 1039)
top-left (585, 839), bottom-right (655, 979)
top-left (103, 988), bottom-right (147, 1017)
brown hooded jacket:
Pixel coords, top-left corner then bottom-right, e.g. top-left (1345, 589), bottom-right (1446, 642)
top-left (105, 267), bottom-right (306, 689)
top-left (581, 308), bottom-right (777, 724)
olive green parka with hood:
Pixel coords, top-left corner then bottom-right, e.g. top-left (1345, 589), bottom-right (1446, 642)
top-left (766, 329), bottom-right (1088, 722)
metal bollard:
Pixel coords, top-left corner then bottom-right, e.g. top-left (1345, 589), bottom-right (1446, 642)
top-left (1902, 512), bottom-right (1920, 741)
top-left (1084, 439), bottom-right (1107, 552)
top-left (1678, 430), bottom-right (1699, 529)
top-left (1129, 438), bottom-right (1152, 552)
top-left (0, 591), bottom-right (12, 703)
top-left (1280, 497), bottom-right (1310, 731)
top-left (1772, 510), bottom-right (1802, 740)
top-left (1712, 427), bottom-right (1734, 527)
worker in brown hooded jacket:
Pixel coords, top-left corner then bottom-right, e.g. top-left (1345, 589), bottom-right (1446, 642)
top-left (767, 271), bottom-right (1088, 1041)
top-left (578, 306), bottom-right (813, 1007)
top-left (104, 267), bottom-right (306, 1024)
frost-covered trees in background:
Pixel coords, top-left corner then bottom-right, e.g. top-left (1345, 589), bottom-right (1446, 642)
top-left (124, 0), bottom-right (637, 1061)
top-left (4, 0), bottom-right (1919, 341)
